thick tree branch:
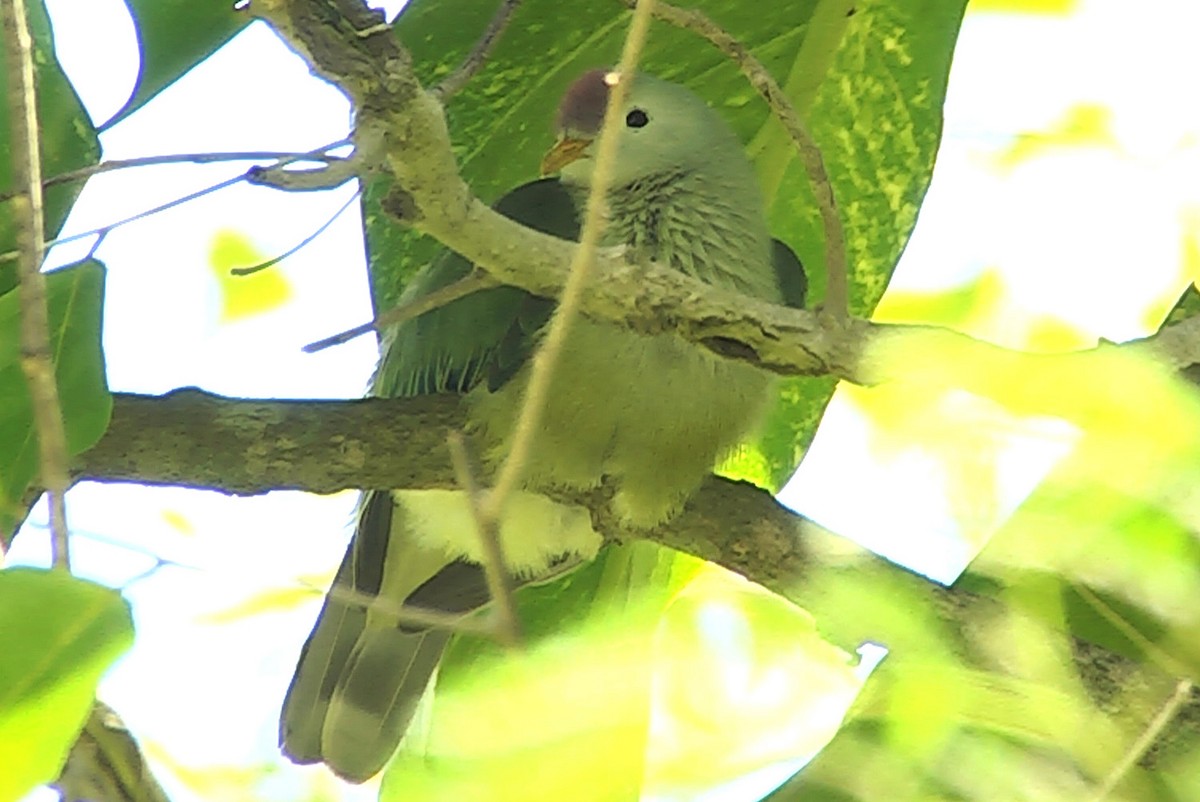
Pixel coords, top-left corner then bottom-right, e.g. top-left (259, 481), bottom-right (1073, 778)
top-left (71, 389), bottom-right (810, 596)
top-left (75, 389), bottom-right (462, 494)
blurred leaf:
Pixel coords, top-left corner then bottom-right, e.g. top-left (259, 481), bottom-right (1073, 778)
top-left (423, 541), bottom-right (695, 789)
top-left (992, 103), bottom-right (1118, 173)
top-left (0, 567), bottom-right (134, 802)
top-left (874, 268), bottom-right (1007, 329)
top-left (389, 551), bottom-right (853, 800)
top-left (208, 230), bottom-right (294, 322)
top-left (0, 0), bottom-right (100, 296)
top-left (199, 585), bottom-right (321, 625)
top-left (105, 0), bottom-right (248, 129)
top-left (1021, 312), bottom-right (1096, 351)
top-left (788, 600), bottom-right (1172, 802)
top-left (385, 582), bottom-right (665, 800)
top-left (158, 508), bottom-right (195, 537)
top-left (970, 0), bottom-right (1081, 15)
top-left (141, 741), bottom-right (272, 801)
top-left (972, 476), bottom-right (1200, 679)
top-left (644, 569), bottom-right (861, 799)
top-left (1177, 205), bottom-right (1200, 306)
top-left (0, 261), bottom-right (109, 536)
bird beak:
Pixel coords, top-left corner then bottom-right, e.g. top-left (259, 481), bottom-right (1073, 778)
top-left (540, 136), bottom-right (592, 176)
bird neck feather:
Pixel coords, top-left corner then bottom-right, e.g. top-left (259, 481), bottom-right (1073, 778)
top-left (579, 167), bottom-right (777, 300)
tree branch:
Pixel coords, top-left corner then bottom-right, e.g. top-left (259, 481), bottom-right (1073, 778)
top-left (74, 389), bottom-right (463, 494)
top-left (242, 0), bottom-right (1200, 398)
top-left (70, 389), bottom-right (813, 597)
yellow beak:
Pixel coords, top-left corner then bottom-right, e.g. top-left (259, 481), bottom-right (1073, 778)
top-left (540, 136), bottom-right (593, 176)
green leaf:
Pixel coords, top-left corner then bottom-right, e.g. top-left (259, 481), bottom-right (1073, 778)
top-left (0, 567), bottom-right (134, 801)
top-left (755, 0), bottom-right (968, 487)
top-left (0, 0), bottom-right (101, 296)
top-left (968, 482), bottom-right (1200, 680)
top-left (373, 0), bottom-right (966, 485)
top-left (390, 545), bottom-right (854, 800)
top-left (384, 543), bottom-right (694, 795)
top-left (0, 261), bottom-right (110, 536)
top-left (434, 541), bottom-right (696, 703)
top-left (104, 0), bottom-right (249, 129)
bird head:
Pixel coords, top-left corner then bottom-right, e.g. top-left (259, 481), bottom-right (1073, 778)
top-left (541, 70), bottom-right (746, 189)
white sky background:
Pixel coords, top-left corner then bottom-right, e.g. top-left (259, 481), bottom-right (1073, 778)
top-left (11, 0), bottom-right (1200, 800)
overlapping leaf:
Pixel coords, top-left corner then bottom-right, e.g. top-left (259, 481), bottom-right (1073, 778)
top-left (0, 568), bottom-right (134, 801)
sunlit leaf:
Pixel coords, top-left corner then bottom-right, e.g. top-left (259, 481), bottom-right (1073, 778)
top-left (159, 508), bottom-right (195, 537)
top-left (143, 739), bottom-right (273, 800)
top-left (1177, 205), bottom-right (1200, 295)
top-left (384, 615), bottom-right (660, 801)
top-left (387, 558), bottom-right (856, 800)
top-left (644, 568), bottom-right (862, 799)
top-left (199, 585), bottom-right (322, 625)
top-left (208, 230), bottom-right (294, 322)
top-left (992, 104), bottom-right (1118, 172)
top-left (970, 0), bottom-right (1081, 16)
top-left (874, 268), bottom-right (1007, 329)
top-left (0, 568), bottom-right (134, 801)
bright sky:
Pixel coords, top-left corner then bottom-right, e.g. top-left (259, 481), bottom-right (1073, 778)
top-left (13, 0), bottom-right (1200, 800)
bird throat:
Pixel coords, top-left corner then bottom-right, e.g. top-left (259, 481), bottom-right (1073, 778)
top-left (572, 170), bottom-right (777, 300)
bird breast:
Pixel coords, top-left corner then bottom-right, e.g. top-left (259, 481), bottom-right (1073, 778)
top-left (468, 174), bottom-right (779, 527)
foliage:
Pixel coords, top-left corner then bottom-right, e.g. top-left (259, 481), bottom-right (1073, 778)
top-left (2, 0), bottom-right (1199, 801)
top-left (0, 261), bottom-right (109, 535)
top-left (0, 568), bottom-right (133, 801)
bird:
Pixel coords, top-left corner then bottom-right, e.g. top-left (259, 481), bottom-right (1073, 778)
top-left (279, 68), bottom-right (807, 782)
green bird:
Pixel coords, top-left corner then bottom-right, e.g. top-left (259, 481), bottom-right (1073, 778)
top-left (279, 69), bottom-right (807, 782)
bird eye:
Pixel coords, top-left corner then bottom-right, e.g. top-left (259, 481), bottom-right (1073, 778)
top-left (625, 109), bottom-right (649, 128)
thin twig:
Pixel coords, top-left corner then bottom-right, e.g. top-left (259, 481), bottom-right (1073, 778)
top-left (0, 141), bottom-right (355, 264)
top-left (447, 431), bottom-right (521, 646)
top-left (303, 269), bottom-right (498, 352)
top-left (29, 513), bottom-right (495, 634)
top-left (326, 583), bottom-right (496, 637)
top-left (486, 0), bottom-right (658, 515)
top-left (2, 0), bottom-right (70, 569)
top-left (245, 151), bottom-right (359, 192)
top-left (1075, 586), bottom-right (1192, 679)
top-left (1087, 678), bottom-right (1194, 802)
top-left (231, 188), bottom-right (359, 276)
top-left (432, 0), bottom-right (523, 101)
top-left (623, 0), bottom-right (849, 319)
top-left (0, 144), bottom-right (351, 204)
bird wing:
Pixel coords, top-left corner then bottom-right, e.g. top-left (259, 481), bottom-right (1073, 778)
top-left (771, 237), bottom-right (808, 309)
top-left (374, 177), bottom-right (580, 397)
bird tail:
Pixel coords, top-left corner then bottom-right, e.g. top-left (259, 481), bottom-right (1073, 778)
top-left (280, 487), bottom-right (600, 782)
top-left (279, 490), bottom-right (460, 782)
